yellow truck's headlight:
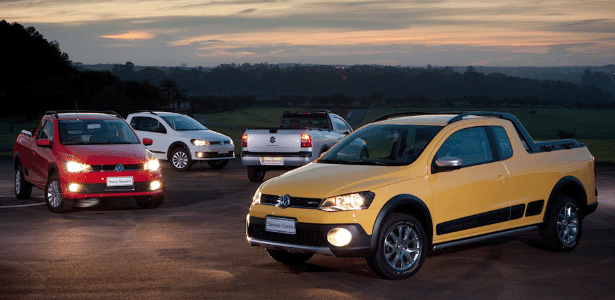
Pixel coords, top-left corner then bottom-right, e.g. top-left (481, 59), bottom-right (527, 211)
top-left (318, 192), bottom-right (375, 212)
top-left (66, 161), bottom-right (91, 173)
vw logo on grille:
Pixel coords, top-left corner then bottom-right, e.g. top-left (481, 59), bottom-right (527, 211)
top-left (270, 136), bottom-right (276, 143)
top-left (114, 164), bottom-right (124, 172)
top-left (277, 194), bottom-right (291, 209)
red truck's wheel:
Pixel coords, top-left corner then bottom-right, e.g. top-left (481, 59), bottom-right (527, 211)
top-left (14, 164), bottom-right (32, 199)
top-left (45, 174), bottom-right (73, 213)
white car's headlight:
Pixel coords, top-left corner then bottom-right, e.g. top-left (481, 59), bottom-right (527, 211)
top-left (66, 161), bottom-right (91, 173)
top-left (229, 139), bottom-right (234, 146)
top-left (318, 192), bottom-right (375, 212)
top-left (191, 139), bottom-right (210, 146)
top-left (144, 159), bottom-right (160, 172)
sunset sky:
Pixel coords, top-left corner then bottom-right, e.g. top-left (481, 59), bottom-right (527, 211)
top-left (2, 0), bottom-right (614, 67)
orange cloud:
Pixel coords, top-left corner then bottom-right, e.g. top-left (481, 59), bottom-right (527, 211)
top-left (101, 32), bottom-right (154, 40)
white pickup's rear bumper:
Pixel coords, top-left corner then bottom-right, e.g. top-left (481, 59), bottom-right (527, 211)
top-left (241, 151), bottom-right (313, 167)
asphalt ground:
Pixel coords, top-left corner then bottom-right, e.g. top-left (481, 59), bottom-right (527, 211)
top-left (0, 159), bottom-right (614, 300)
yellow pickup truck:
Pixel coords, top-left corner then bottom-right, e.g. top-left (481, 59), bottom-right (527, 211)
top-left (246, 112), bottom-right (597, 279)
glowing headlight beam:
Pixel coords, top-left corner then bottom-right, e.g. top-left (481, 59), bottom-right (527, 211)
top-left (318, 191), bottom-right (375, 212)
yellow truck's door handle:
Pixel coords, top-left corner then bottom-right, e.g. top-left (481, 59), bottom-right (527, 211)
top-left (497, 175), bottom-right (510, 183)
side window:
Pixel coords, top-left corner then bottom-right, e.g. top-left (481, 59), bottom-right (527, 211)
top-left (492, 126), bottom-right (513, 160)
top-left (132, 117), bottom-right (165, 133)
top-left (332, 117), bottom-right (351, 134)
top-left (435, 127), bottom-right (493, 167)
top-left (37, 120), bottom-right (54, 141)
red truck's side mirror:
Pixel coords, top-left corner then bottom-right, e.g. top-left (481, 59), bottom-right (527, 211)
top-left (143, 138), bottom-right (153, 146)
top-left (36, 139), bottom-right (51, 148)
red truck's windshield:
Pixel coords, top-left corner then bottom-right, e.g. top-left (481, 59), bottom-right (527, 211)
top-left (59, 119), bottom-right (140, 145)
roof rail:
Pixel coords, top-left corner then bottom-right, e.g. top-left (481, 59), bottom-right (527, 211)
top-left (44, 110), bottom-right (123, 119)
top-left (372, 111), bottom-right (464, 123)
top-left (133, 110), bottom-right (160, 115)
top-left (282, 109), bottom-right (331, 115)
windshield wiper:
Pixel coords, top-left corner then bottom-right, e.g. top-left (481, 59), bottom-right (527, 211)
top-left (318, 159), bottom-right (386, 166)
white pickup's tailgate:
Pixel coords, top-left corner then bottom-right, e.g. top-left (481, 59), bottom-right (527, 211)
top-left (246, 129), bottom-right (305, 152)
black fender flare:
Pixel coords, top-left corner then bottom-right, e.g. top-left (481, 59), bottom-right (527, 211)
top-left (544, 176), bottom-right (588, 221)
top-left (370, 194), bottom-right (434, 255)
top-left (167, 142), bottom-right (190, 160)
top-left (13, 152), bottom-right (21, 168)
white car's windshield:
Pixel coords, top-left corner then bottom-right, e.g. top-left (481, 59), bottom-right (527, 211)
top-left (59, 119), bottom-right (140, 145)
top-left (319, 124), bottom-right (442, 166)
top-left (160, 115), bottom-right (208, 131)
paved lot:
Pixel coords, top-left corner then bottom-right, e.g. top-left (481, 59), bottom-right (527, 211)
top-left (0, 159), bottom-right (614, 300)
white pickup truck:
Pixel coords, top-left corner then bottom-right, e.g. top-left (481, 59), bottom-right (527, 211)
top-left (241, 110), bottom-right (353, 182)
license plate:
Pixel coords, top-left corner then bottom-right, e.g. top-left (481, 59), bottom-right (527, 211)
top-left (106, 176), bottom-right (134, 187)
top-left (261, 157), bottom-right (283, 166)
top-left (265, 217), bottom-right (296, 235)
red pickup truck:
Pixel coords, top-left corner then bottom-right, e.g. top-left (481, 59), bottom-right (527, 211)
top-left (13, 111), bottom-right (164, 213)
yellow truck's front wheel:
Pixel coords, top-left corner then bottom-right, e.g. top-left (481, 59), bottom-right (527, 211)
top-left (367, 213), bottom-right (426, 279)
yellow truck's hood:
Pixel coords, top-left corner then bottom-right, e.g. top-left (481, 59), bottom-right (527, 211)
top-left (260, 162), bottom-right (419, 198)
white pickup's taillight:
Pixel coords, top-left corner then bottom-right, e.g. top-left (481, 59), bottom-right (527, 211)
top-left (241, 133), bottom-right (248, 147)
top-left (301, 133), bottom-right (312, 147)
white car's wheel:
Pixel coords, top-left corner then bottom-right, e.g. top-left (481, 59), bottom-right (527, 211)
top-left (171, 148), bottom-right (193, 171)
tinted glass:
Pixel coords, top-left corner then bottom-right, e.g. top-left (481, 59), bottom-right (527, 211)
top-left (492, 126), bottom-right (513, 160)
top-left (132, 116), bottom-right (165, 133)
top-left (59, 119), bottom-right (140, 145)
top-left (279, 114), bottom-right (329, 129)
top-left (160, 115), bottom-right (207, 131)
top-left (319, 124), bottom-right (442, 166)
top-left (435, 127), bottom-right (493, 167)
top-left (332, 117), bottom-right (351, 134)
top-left (38, 120), bottom-right (54, 141)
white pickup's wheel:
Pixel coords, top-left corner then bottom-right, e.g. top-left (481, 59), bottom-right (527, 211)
top-left (247, 166), bottom-right (266, 182)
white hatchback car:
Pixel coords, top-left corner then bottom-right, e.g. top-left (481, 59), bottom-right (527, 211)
top-left (126, 111), bottom-right (235, 171)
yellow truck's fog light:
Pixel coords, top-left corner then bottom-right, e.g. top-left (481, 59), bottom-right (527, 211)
top-left (150, 180), bottom-right (162, 191)
top-left (327, 228), bottom-right (352, 247)
top-left (68, 183), bottom-right (81, 192)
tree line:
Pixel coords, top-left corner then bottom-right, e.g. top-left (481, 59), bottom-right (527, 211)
top-left (2, 20), bottom-right (614, 121)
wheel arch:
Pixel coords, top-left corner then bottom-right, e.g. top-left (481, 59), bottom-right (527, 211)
top-left (47, 163), bottom-right (60, 178)
top-left (13, 152), bottom-right (21, 168)
top-left (544, 176), bottom-right (588, 222)
top-left (167, 141), bottom-right (190, 160)
top-left (370, 194), bottom-right (433, 255)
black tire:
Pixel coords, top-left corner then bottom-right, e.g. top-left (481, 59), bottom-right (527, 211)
top-left (135, 195), bottom-right (164, 209)
top-left (207, 159), bottom-right (229, 169)
top-left (247, 166), bottom-right (266, 182)
top-left (366, 213), bottom-right (426, 279)
top-left (15, 164), bottom-right (32, 199)
top-left (170, 148), bottom-right (193, 171)
top-left (266, 249), bottom-right (313, 265)
top-left (541, 195), bottom-right (582, 252)
top-left (45, 174), bottom-right (73, 213)
top-left (360, 147), bottom-right (369, 159)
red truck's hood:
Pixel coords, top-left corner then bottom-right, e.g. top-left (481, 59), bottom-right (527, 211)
top-left (61, 144), bottom-right (151, 165)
